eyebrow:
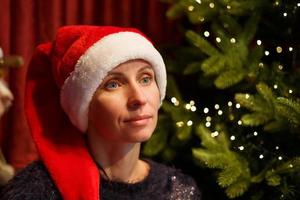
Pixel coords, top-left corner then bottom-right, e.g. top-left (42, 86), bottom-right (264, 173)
top-left (106, 65), bottom-right (154, 77)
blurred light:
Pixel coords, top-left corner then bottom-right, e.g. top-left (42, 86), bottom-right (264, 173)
top-left (185, 104), bottom-right (191, 110)
top-left (204, 31), bottom-right (210, 37)
top-left (191, 106), bottom-right (197, 112)
top-left (216, 37), bottom-right (221, 43)
top-left (188, 6), bottom-right (194, 11)
top-left (195, 0), bottom-right (201, 4)
top-left (245, 94), bottom-right (250, 99)
top-left (276, 46), bottom-right (283, 53)
top-left (289, 47), bottom-right (293, 51)
top-left (230, 135), bottom-right (236, 141)
top-left (259, 154), bottom-right (264, 159)
top-left (265, 51), bottom-right (270, 56)
top-left (238, 120), bottom-right (242, 125)
top-left (204, 108), bottom-right (209, 113)
top-left (254, 131), bottom-right (258, 136)
top-left (236, 103), bottom-right (241, 109)
top-left (206, 116), bottom-right (212, 122)
top-left (289, 89), bottom-right (293, 94)
top-left (278, 65), bottom-right (283, 70)
top-left (205, 121), bottom-right (211, 127)
top-left (228, 101), bottom-right (233, 107)
top-left (276, 146), bottom-right (279, 150)
top-left (283, 12), bottom-right (287, 17)
top-left (187, 120), bottom-right (193, 126)
top-left (230, 38), bottom-right (236, 43)
top-left (218, 110), bottom-right (223, 115)
top-left (190, 100), bottom-right (195, 105)
top-left (278, 156), bottom-right (283, 160)
top-left (274, 84), bottom-right (278, 89)
top-left (214, 104), bottom-right (220, 109)
top-left (238, 146), bottom-right (244, 151)
top-left (176, 121), bottom-right (184, 127)
top-left (171, 97), bottom-right (177, 103)
top-left (227, 5), bottom-right (231, 9)
top-left (209, 3), bottom-right (215, 8)
top-left (257, 40), bottom-right (262, 45)
top-left (211, 131), bottom-right (219, 137)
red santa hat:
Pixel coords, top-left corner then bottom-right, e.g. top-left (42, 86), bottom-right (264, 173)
top-left (25, 25), bottom-right (166, 200)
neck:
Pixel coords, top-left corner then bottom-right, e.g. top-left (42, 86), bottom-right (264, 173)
top-left (86, 132), bottom-right (149, 183)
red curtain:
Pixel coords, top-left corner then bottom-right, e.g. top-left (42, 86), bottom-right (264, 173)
top-left (0, 0), bottom-right (179, 169)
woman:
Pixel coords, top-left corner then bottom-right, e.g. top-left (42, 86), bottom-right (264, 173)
top-left (1, 26), bottom-right (201, 200)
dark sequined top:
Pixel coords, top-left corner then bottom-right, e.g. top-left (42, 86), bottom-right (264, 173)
top-left (0, 160), bottom-right (201, 200)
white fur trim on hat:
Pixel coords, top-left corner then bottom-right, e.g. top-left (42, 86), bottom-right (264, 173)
top-left (60, 31), bottom-right (166, 132)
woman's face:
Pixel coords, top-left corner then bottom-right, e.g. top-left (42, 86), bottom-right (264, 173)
top-left (87, 59), bottom-right (160, 143)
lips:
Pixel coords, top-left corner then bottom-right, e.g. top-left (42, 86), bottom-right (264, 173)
top-left (124, 115), bottom-right (152, 126)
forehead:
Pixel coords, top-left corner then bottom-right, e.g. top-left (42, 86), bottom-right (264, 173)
top-left (108, 59), bottom-right (153, 74)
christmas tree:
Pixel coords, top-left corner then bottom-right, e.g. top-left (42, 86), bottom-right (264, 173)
top-left (142, 0), bottom-right (300, 199)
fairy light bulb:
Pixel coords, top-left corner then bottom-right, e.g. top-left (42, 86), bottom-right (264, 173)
top-left (203, 108), bottom-right (209, 113)
top-left (274, 84), bottom-right (278, 89)
top-left (276, 146), bottom-right (279, 150)
top-left (228, 101), bottom-right (233, 107)
top-left (238, 120), bottom-right (242, 125)
top-left (276, 46), bottom-right (283, 53)
top-left (216, 37), bottom-right (221, 43)
top-left (195, 0), bottom-right (201, 4)
top-left (209, 3), bottom-right (215, 8)
top-left (191, 106), bottom-right (197, 112)
top-left (227, 5), bottom-right (231, 9)
top-left (245, 94), bottom-right (250, 99)
top-left (206, 116), bottom-right (212, 122)
top-left (265, 51), bottom-right (270, 56)
top-left (199, 17), bottom-right (205, 22)
top-left (278, 156), bottom-right (283, 160)
top-left (283, 12), bottom-right (287, 17)
top-left (190, 100), bottom-right (195, 105)
top-left (211, 131), bottom-right (219, 137)
top-left (171, 97), bottom-right (177, 103)
top-left (204, 31), bottom-right (210, 37)
top-left (289, 89), bottom-right (293, 94)
top-left (257, 40), bottom-right (262, 45)
top-left (187, 120), bottom-right (193, 126)
top-left (176, 121), bottom-right (184, 127)
top-left (205, 121), bottom-right (211, 127)
top-left (217, 110), bottom-right (223, 115)
top-left (230, 135), bottom-right (236, 141)
top-left (188, 6), bottom-right (194, 11)
top-left (236, 103), bottom-right (241, 109)
top-left (289, 47), bottom-right (293, 51)
top-left (238, 146), bottom-right (244, 151)
top-left (185, 104), bottom-right (191, 110)
top-left (259, 62), bottom-right (264, 68)
top-left (214, 104), bottom-right (220, 109)
top-left (253, 131), bottom-right (258, 136)
top-left (230, 38), bottom-right (236, 43)
top-left (259, 154), bottom-right (264, 159)
top-left (278, 65), bottom-right (283, 70)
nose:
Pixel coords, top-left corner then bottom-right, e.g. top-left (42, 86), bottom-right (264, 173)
top-left (127, 84), bottom-right (147, 110)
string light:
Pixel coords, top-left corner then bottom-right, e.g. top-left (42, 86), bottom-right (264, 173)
top-left (205, 121), bottom-right (211, 127)
top-left (298, 3), bottom-right (300, 7)
top-left (195, 0), bottom-right (201, 4)
top-left (230, 135), bottom-right (236, 141)
top-left (257, 40), bottom-right (262, 45)
top-left (185, 104), bottom-right (191, 110)
top-left (278, 64), bottom-right (283, 70)
top-left (274, 84), bottom-right (278, 89)
top-left (209, 3), bottom-right (215, 8)
top-left (176, 121), bottom-right (184, 127)
top-left (216, 37), bottom-right (221, 43)
top-left (278, 156), bottom-right (283, 160)
top-left (228, 101), bottom-right (233, 107)
top-left (289, 89), bottom-right (293, 94)
top-left (199, 17), bottom-right (205, 22)
top-left (236, 103), bottom-right (241, 109)
top-left (190, 100), bottom-right (195, 105)
top-left (289, 164), bottom-right (293, 168)
top-left (214, 104), bottom-right (220, 109)
top-left (204, 31), bottom-right (210, 37)
top-left (171, 97), bottom-right (180, 106)
top-left (289, 47), bottom-right (293, 52)
top-left (227, 5), bottom-right (231, 9)
top-left (191, 106), bottom-right (197, 112)
top-left (211, 131), bottom-right (219, 137)
top-left (276, 46), bottom-right (283, 53)
top-left (230, 38), bottom-right (236, 43)
top-left (283, 12), bottom-right (287, 17)
top-left (259, 154), bottom-right (264, 159)
top-left (259, 63), bottom-right (264, 68)
top-left (275, 1), bottom-right (280, 6)
top-left (238, 146), bottom-right (244, 151)
top-left (218, 110), bottom-right (223, 115)
top-left (187, 120), bottom-right (193, 126)
top-left (204, 108), bottom-right (209, 113)
top-left (276, 146), bottom-right (279, 150)
top-left (238, 120), bottom-right (242, 125)
top-left (265, 51), bottom-right (270, 56)
top-left (206, 116), bottom-right (212, 122)
top-left (245, 94), bottom-right (250, 99)
top-left (188, 6), bottom-right (194, 11)
top-left (253, 131), bottom-right (258, 136)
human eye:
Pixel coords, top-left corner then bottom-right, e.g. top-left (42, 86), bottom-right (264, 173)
top-left (104, 80), bottom-right (120, 90)
top-left (139, 75), bottom-right (152, 86)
